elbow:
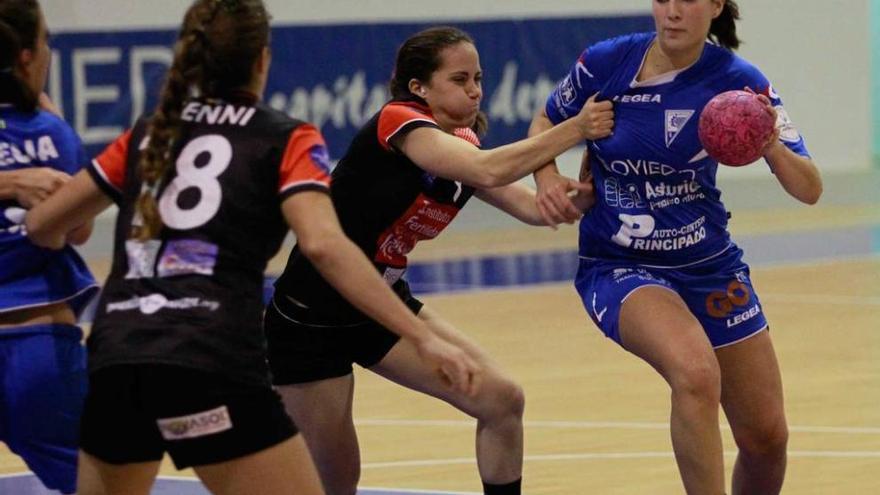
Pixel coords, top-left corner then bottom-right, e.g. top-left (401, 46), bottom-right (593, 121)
top-left (801, 193), bottom-right (821, 206)
top-left (801, 189), bottom-right (822, 205)
top-left (468, 151), bottom-right (516, 188)
top-left (474, 166), bottom-right (511, 189)
top-left (461, 149), bottom-right (516, 188)
top-left (66, 224), bottom-right (93, 246)
top-left (297, 231), bottom-right (337, 267)
top-left (798, 182), bottom-right (823, 206)
top-left (25, 217), bottom-right (64, 250)
top-left (797, 162), bottom-right (823, 205)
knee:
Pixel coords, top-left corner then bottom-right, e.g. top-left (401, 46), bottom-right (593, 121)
top-left (502, 380), bottom-right (526, 419)
top-left (475, 375), bottom-right (525, 421)
top-left (668, 356), bottom-right (722, 405)
top-left (735, 417), bottom-right (789, 457)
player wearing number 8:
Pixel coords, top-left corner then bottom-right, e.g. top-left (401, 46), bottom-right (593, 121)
top-left (24, 1), bottom-right (481, 494)
top-left (530, 1), bottom-right (823, 494)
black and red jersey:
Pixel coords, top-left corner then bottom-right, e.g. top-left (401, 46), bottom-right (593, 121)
top-left (273, 97), bottom-right (479, 324)
top-left (86, 95), bottom-right (330, 385)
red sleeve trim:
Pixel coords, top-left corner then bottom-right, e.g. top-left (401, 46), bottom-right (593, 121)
top-left (279, 124), bottom-right (332, 194)
top-left (377, 102), bottom-right (439, 151)
top-left (92, 129), bottom-right (132, 191)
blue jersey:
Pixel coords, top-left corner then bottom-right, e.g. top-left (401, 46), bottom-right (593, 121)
top-left (546, 33), bottom-right (810, 266)
top-left (0, 105), bottom-right (97, 315)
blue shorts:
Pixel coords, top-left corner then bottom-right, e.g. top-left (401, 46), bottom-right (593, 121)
top-left (575, 250), bottom-right (768, 348)
top-left (0, 324), bottom-right (87, 494)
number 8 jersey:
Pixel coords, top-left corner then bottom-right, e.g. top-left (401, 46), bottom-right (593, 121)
top-left (546, 33), bottom-right (811, 267)
top-left (86, 95), bottom-right (331, 386)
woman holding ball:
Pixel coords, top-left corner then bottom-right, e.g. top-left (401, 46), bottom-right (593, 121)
top-left (528, 1), bottom-right (822, 494)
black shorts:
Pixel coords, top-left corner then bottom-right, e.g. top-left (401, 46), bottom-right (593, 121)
top-left (80, 364), bottom-right (297, 469)
top-left (265, 285), bottom-right (423, 385)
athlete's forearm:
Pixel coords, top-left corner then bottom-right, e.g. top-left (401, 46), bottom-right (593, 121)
top-left (26, 171), bottom-right (111, 249)
top-left (403, 121), bottom-right (585, 190)
top-left (0, 170), bottom-right (18, 200)
top-left (475, 184), bottom-right (547, 226)
top-left (474, 115), bottom-right (588, 187)
top-left (764, 143), bottom-right (822, 205)
top-left (528, 109), bottom-right (563, 180)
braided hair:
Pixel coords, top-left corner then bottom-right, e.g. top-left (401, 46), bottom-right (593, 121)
top-left (135, 0), bottom-right (269, 239)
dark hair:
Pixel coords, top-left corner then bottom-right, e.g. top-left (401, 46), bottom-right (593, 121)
top-left (709, 0), bottom-right (741, 50)
top-left (135, 0), bottom-right (270, 240)
top-left (0, 0), bottom-right (41, 111)
top-left (389, 25), bottom-right (488, 137)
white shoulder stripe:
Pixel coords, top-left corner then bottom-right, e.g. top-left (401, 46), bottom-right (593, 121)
top-left (280, 180), bottom-right (330, 195)
top-left (384, 118), bottom-right (437, 146)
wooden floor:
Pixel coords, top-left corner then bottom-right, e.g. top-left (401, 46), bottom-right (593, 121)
top-left (2, 199), bottom-right (879, 493)
top-left (348, 258), bottom-right (880, 494)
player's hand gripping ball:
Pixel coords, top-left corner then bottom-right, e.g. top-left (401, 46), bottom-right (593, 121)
top-left (698, 90), bottom-right (775, 167)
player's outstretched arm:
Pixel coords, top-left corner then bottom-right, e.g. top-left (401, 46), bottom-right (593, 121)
top-left (0, 168), bottom-right (71, 209)
top-left (528, 107), bottom-right (593, 227)
top-left (25, 170), bottom-right (112, 249)
top-left (396, 93), bottom-right (612, 191)
top-left (475, 179), bottom-right (593, 227)
top-left (281, 191), bottom-right (482, 396)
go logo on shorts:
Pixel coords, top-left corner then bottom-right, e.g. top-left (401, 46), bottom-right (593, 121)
top-left (705, 280), bottom-right (751, 318)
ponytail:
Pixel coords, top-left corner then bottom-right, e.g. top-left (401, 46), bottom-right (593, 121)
top-left (471, 111), bottom-right (488, 139)
top-left (134, 0), bottom-right (269, 240)
top-left (709, 0), bottom-right (741, 50)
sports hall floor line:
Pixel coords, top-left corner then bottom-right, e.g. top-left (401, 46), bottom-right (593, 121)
top-left (0, 473), bottom-right (482, 495)
top-left (359, 450), bottom-right (880, 470)
top-left (354, 418), bottom-right (880, 435)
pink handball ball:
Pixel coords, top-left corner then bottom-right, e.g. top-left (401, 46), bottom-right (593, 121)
top-left (698, 90), bottom-right (776, 167)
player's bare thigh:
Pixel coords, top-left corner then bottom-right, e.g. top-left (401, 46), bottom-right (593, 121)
top-left (0, 301), bottom-right (76, 328)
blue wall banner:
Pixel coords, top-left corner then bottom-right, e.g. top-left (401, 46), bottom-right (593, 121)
top-left (47, 16), bottom-right (652, 159)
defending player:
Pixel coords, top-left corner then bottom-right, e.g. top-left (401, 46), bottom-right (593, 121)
top-left (266, 26), bottom-right (602, 495)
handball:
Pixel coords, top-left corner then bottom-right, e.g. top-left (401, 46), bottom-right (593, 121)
top-left (698, 90), bottom-right (775, 167)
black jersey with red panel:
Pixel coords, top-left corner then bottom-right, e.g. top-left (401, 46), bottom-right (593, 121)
top-left (85, 95), bottom-right (331, 386)
top-left (273, 97), bottom-right (479, 325)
